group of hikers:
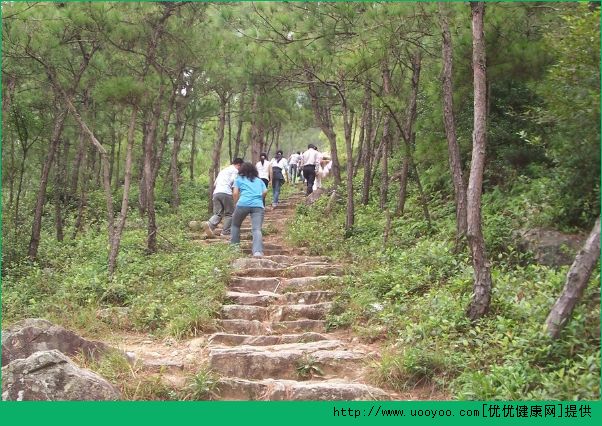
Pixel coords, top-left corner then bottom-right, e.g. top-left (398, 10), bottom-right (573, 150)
top-left (201, 144), bottom-right (332, 257)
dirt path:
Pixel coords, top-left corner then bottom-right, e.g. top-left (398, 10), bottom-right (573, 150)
top-left (112, 190), bottom-right (442, 400)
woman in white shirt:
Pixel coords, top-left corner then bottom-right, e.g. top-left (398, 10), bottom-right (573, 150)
top-left (256, 152), bottom-right (271, 187)
top-left (270, 150), bottom-right (288, 207)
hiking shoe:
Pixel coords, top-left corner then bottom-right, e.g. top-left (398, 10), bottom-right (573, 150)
top-left (253, 252), bottom-right (264, 258)
top-left (202, 221), bottom-right (214, 238)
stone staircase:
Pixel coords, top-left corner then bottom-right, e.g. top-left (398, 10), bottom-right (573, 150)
top-left (196, 192), bottom-right (391, 401)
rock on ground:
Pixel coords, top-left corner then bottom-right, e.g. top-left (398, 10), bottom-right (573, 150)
top-left (1, 318), bottom-right (110, 367)
top-left (2, 350), bottom-right (121, 401)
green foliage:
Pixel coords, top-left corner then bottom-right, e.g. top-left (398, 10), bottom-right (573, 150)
top-left (287, 179), bottom-right (600, 399)
top-left (183, 367), bottom-right (220, 401)
top-left (296, 355), bottom-right (324, 380)
top-left (2, 182), bottom-right (237, 339)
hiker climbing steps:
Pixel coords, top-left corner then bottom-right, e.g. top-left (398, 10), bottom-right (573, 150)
top-left (192, 192), bottom-right (391, 400)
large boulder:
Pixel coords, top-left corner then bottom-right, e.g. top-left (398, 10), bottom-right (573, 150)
top-left (1, 318), bottom-right (110, 367)
top-left (517, 228), bottom-right (585, 267)
top-left (1, 350), bottom-right (121, 401)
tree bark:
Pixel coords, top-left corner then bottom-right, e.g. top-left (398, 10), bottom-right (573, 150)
top-left (361, 87), bottom-right (375, 205)
top-left (394, 50), bottom-right (422, 218)
top-left (233, 93), bottom-right (244, 160)
top-left (60, 91), bottom-right (115, 250)
top-left (395, 156), bottom-right (410, 216)
top-left (306, 69), bottom-right (342, 187)
top-left (54, 134), bottom-right (70, 242)
top-left (72, 147), bottom-right (90, 239)
top-left (412, 158), bottom-right (431, 226)
top-left (28, 106), bottom-right (68, 259)
top-left (170, 94), bottom-right (187, 208)
top-left (208, 94), bottom-right (228, 215)
top-left (250, 90), bottom-right (264, 163)
top-left (379, 61), bottom-right (392, 210)
top-left (227, 98), bottom-right (233, 162)
top-left (440, 3), bottom-right (468, 244)
top-left (545, 217), bottom-right (601, 338)
top-left (108, 107), bottom-right (138, 277)
top-left (190, 115), bottom-right (198, 181)
top-left (339, 72), bottom-right (354, 231)
top-left (26, 43), bottom-right (94, 259)
top-left (466, 2), bottom-right (493, 321)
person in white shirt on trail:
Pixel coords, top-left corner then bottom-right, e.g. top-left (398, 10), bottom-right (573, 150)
top-left (288, 151), bottom-right (301, 184)
top-left (301, 144), bottom-right (320, 195)
top-left (270, 150), bottom-right (289, 207)
top-left (202, 157), bottom-right (244, 238)
top-left (256, 152), bottom-right (271, 189)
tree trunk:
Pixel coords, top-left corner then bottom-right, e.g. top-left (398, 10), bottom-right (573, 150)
top-left (306, 71), bottom-right (341, 187)
top-left (54, 135), bottom-right (70, 242)
top-left (114, 125), bottom-right (122, 191)
top-left (379, 61), bottom-right (392, 210)
top-left (27, 46), bottom-right (94, 259)
top-left (208, 95), bottom-right (228, 215)
top-left (170, 96), bottom-right (187, 209)
top-left (151, 81), bottom-right (174, 187)
top-left (71, 131), bottom-right (86, 194)
top-left (190, 115), bottom-right (198, 181)
top-left (545, 217), bottom-right (601, 338)
top-left (108, 107), bottom-right (138, 277)
top-left (466, 2), bottom-right (493, 321)
top-left (108, 112), bottom-right (117, 186)
top-left (60, 93), bottom-right (115, 250)
top-left (395, 156), bottom-right (410, 216)
top-left (361, 103), bottom-right (376, 205)
top-left (250, 90), bottom-right (264, 163)
top-left (233, 90), bottom-right (245, 160)
top-left (72, 147), bottom-right (90, 239)
top-left (394, 50), bottom-right (422, 218)
top-left (412, 158), bottom-right (431, 226)
top-left (227, 98), bottom-right (233, 162)
top-left (14, 148), bottom-right (28, 226)
top-left (28, 107), bottom-right (68, 259)
top-left (339, 73), bottom-right (354, 231)
top-left (440, 3), bottom-right (468, 244)
top-left (143, 98), bottom-right (161, 253)
top-left (354, 83), bottom-right (371, 178)
top-left (70, 91), bottom-right (90, 195)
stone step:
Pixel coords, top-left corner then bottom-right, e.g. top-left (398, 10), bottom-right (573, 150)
top-left (272, 320), bottom-right (326, 334)
top-left (208, 332), bottom-right (330, 346)
top-left (283, 291), bottom-right (336, 305)
top-left (241, 243), bottom-right (286, 251)
top-left (263, 255), bottom-right (331, 265)
top-left (242, 248), bottom-right (293, 256)
top-left (209, 343), bottom-right (365, 380)
top-left (140, 359), bottom-right (184, 373)
top-left (283, 263), bottom-right (344, 278)
top-left (226, 290), bottom-right (334, 306)
top-left (281, 276), bottom-right (342, 291)
top-left (232, 258), bottom-right (282, 271)
top-left (216, 378), bottom-right (390, 401)
top-left (229, 277), bottom-right (281, 293)
top-left (221, 305), bottom-right (269, 321)
top-left (226, 291), bottom-right (283, 307)
top-left (219, 319), bottom-right (270, 335)
top-left (232, 264), bottom-right (343, 279)
top-left (218, 319), bottom-right (326, 335)
top-left (272, 303), bottom-right (332, 321)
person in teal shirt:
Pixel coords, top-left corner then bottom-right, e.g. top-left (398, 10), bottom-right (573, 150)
top-left (231, 162), bottom-right (268, 256)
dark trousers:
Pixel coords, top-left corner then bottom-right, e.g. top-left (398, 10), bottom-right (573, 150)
top-left (303, 165), bottom-right (316, 195)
